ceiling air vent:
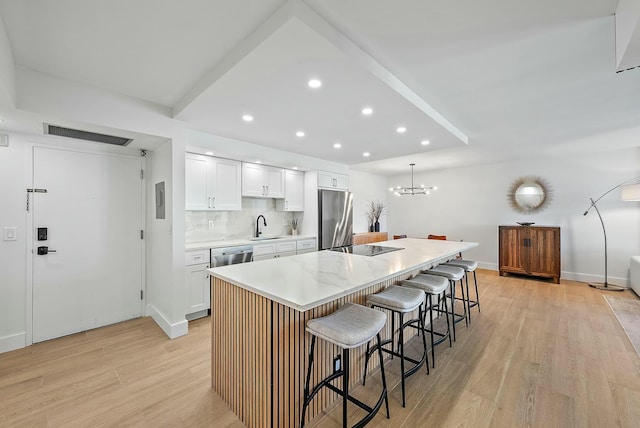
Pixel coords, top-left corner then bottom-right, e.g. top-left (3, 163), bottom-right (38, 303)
top-left (44, 124), bottom-right (133, 146)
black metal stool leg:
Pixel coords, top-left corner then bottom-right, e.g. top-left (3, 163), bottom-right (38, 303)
top-left (449, 281), bottom-right (457, 341)
top-left (464, 272), bottom-right (472, 324)
top-left (418, 305), bottom-right (429, 375)
top-left (300, 335), bottom-right (316, 428)
top-left (376, 333), bottom-right (390, 419)
top-left (428, 294), bottom-right (435, 367)
top-left (343, 348), bottom-right (349, 428)
top-left (474, 271), bottom-right (480, 312)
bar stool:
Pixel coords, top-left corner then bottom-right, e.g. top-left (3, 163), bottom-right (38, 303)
top-left (300, 303), bottom-right (390, 428)
top-left (445, 259), bottom-right (480, 322)
top-left (401, 274), bottom-right (451, 368)
top-left (425, 265), bottom-right (467, 341)
top-left (363, 285), bottom-right (428, 407)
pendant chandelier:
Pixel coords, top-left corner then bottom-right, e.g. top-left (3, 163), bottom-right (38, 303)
top-left (390, 163), bottom-right (437, 196)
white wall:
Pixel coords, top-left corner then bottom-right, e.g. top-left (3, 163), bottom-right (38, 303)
top-left (0, 13), bottom-right (15, 105)
top-left (387, 146), bottom-right (640, 286)
top-left (0, 135), bottom-right (26, 352)
top-left (349, 170), bottom-right (389, 234)
top-left (145, 139), bottom-right (187, 338)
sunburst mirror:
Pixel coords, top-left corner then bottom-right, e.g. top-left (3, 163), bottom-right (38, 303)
top-left (508, 176), bottom-right (552, 213)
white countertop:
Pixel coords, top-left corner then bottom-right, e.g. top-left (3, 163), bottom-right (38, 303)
top-left (209, 238), bottom-right (478, 312)
top-left (186, 235), bottom-right (317, 251)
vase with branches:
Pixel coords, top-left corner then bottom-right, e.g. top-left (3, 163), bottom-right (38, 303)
top-left (366, 200), bottom-right (387, 232)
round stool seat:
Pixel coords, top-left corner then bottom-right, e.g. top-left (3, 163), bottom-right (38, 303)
top-left (445, 259), bottom-right (478, 272)
top-left (425, 265), bottom-right (465, 281)
top-left (401, 274), bottom-right (448, 294)
top-left (367, 285), bottom-right (425, 313)
top-left (306, 303), bottom-right (387, 349)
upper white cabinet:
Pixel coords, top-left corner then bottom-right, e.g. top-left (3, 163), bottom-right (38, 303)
top-left (318, 170), bottom-right (349, 191)
top-left (242, 162), bottom-right (285, 198)
top-left (185, 153), bottom-right (241, 211)
top-left (277, 169), bottom-right (304, 211)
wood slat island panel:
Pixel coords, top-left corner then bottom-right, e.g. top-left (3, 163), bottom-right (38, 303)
top-left (212, 270), bottom-right (423, 427)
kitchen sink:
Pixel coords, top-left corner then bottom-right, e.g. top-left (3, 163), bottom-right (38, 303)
top-left (249, 236), bottom-right (282, 241)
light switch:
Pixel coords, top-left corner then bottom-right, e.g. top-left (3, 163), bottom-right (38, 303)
top-left (3, 227), bottom-right (17, 241)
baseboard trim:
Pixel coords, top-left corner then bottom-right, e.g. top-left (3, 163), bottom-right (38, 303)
top-left (0, 332), bottom-right (25, 354)
top-left (146, 304), bottom-right (188, 339)
top-left (471, 264), bottom-right (628, 288)
top-left (561, 271), bottom-right (628, 288)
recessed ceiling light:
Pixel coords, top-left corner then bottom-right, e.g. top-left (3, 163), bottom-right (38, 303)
top-left (421, 140), bottom-right (430, 145)
top-left (293, 166), bottom-right (299, 170)
top-left (334, 143), bottom-right (341, 149)
top-left (296, 131), bottom-right (305, 137)
top-left (205, 151), bottom-right (214, 155)
top-left (242, 114), bottom-right (254, 122)
top-left (363, 152), bottom-right (370, 157)
top-left (308, 79), bottom-right (322, 88)
top-left (362, 107), bottom-right (373, 115)
top-left (396, 127), bottom-right (407, 133)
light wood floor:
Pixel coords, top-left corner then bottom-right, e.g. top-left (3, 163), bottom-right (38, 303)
top-left (1, 270), bottom-right (640, 427)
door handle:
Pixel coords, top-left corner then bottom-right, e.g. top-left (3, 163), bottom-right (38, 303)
top-left (37, 246), bottom-right (56, 255)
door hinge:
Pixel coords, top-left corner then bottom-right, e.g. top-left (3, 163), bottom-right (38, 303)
top-left (140, 169), bottom-right (144, 179)
top-left (140, 230), bottom-right (144, 239)
top-left (140, 290), bottom-right (144, 300)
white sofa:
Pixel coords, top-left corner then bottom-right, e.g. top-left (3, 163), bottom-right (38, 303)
top-left (631, 256), bottom-right (640, 296)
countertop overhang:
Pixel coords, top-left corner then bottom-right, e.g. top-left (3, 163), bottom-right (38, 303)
top-left (209, 238), bottom-right (478, 312)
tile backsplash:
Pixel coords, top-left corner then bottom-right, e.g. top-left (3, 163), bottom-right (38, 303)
top-left (185, 197), bottom-right (304, 243)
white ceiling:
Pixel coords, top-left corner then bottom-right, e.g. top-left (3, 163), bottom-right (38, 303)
top-left (0, 0), bottom-right (638, 175)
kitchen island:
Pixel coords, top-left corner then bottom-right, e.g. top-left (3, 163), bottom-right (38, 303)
top-left (209, 238), bottom-right (478, 428)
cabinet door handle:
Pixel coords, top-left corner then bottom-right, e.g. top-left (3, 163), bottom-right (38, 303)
top-left (285, 200), bottom-right (288, 210)
top-left (211, 197), bottom-right (215, 208)
top-left (208, 197), bottom-right (212, 209)
top-left (266, 185), bottom-right (269, 195)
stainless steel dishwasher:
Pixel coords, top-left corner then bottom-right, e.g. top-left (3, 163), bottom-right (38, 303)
top-left (210, 245), bottom-right (254, 267)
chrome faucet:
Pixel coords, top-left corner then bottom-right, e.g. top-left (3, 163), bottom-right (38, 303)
top-left (256, 215), bottom-right (267, 238)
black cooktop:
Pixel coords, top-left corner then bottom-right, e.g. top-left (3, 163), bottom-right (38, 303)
top-left (329, 244), bottom-right (403, 257)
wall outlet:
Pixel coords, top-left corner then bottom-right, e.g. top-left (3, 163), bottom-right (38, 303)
top-left (333, 355), bottom-right (341, 373)
top-left (208, 220), bottom-right (214, 229)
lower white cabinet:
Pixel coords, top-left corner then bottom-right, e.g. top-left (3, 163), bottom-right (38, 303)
top-left (185, 250), bottom-right (210, 320)
top-left (252, 241), bottom-right (297, 261)
top-left (296, 238), bottom-right (317, 253)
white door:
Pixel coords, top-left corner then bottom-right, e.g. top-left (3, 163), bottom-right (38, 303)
top-left (32, 147), bottom-right (143, 343)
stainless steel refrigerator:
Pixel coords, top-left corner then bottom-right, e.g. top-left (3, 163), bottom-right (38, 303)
top-left (318, 189), bottom-right (353, 250)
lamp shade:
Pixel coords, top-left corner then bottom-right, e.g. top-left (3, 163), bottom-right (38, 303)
top-left (621, 183), bottom-right (640, 201)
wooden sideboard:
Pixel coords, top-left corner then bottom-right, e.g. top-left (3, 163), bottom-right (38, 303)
top-left (352, 232), bottom-right (388, 245)
top-left (498, 225), bottom-right (561, 283)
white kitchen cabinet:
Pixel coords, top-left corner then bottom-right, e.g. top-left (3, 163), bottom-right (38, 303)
top-left (185, 249), bottom-right (210, 320)
top-left (252, 241), bottom-right (297, 261)
top-left (242, 162), bottom-right (285, 198)
top-left (318, 170), bottom-right (349, 190)
top-left (185, 153), bottom-right (241, 211)
top-left (276, 169), bottom-right (304, 211)
top-left (296, 238), bottom-right (317, 254)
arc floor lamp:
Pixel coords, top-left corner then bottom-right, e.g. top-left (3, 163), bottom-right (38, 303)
top-left (583, 176), bottom-right (640, 291)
